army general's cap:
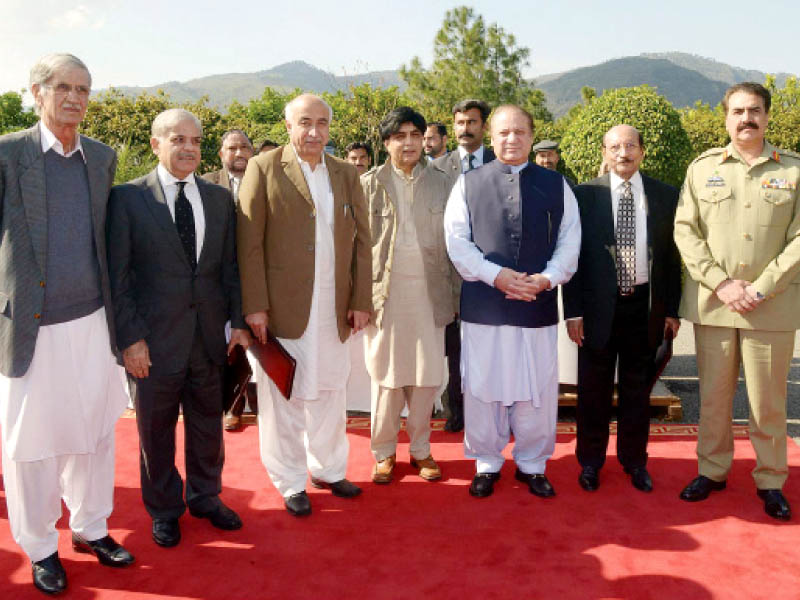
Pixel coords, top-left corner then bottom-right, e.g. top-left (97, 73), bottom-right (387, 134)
top-left (532, 139), bottom-right (559, 153)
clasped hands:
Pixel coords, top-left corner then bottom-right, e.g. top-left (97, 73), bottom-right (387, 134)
top-left (715, 279), bottom-right (763, 314)
top-left (123, 328), bottom-right (252, 379)
top-left (494, 267), bottom-right (551, 302)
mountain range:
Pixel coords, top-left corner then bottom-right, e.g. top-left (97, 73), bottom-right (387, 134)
top-left (104, 52), bottom-right (794, 118)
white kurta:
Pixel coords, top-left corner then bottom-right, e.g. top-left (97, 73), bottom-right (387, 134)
top-left (444, 164), bottom-right (582, 406)
top-left (277, 152), bottom-right (350, 400)
top-left (0, 303), bottom-right (128, 463)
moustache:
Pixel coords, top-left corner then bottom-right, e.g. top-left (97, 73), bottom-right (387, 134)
top-left (738, 122), bottom-right (759, 131)
top-left (458, 133), bottom-right (474, 139)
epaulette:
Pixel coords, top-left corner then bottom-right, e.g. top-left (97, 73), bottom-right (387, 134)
top-left (694, 147), bottom-right (726, 162)
top-left (777, 148), bottom-right (800, 162)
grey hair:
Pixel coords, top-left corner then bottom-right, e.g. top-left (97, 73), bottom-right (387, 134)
top-left (151, 108), bottom-right (203, 138)
top-left (29, 53), bottom-right (91, 115)
top-left (284, 93), bottom-right (333, 122)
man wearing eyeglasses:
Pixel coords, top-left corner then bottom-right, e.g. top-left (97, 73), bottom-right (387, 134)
top-left (0, 53), bottom-right (134, 595)
top-left (563, 124), bottom-right (682, 495)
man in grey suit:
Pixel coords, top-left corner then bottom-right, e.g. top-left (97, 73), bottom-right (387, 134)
top-left (0, 53), bottom-right (133, 595)
top-left (107, 108), bottom-right (250, 549)
top-left (433, 98), bottom-right (495, 433)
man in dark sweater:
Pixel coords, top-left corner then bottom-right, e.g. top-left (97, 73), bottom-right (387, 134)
top-left (0, 53), bottom-right (134, 596)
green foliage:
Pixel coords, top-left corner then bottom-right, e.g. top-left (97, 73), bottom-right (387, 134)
top-left (680, 101), bottom-right (727, 160)
top-left (400, 6), bottom-right (551, 126)
top-left (560, 85), bottom-right (692, 186)
top-left (323, 84), bottom-right (405, 164)
top-left (766, 75), bottom-right (800, 153)
top-left (113, 143), bottom-right (157, 185)
top-left (0, 91), bottom-right (37, 134)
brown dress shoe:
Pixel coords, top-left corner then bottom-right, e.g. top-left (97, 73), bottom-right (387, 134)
top-left (224, 412), bottom-right (242, 431)
top-left (410, 455), bottom-right (442, 481)
top-left (372, 455), bottom-right (396, 484)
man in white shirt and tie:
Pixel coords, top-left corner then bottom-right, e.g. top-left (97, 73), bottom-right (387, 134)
top-left (563, 124), bottom-right (682, 494)
top-left (108, 108), bottom-right (251, 548)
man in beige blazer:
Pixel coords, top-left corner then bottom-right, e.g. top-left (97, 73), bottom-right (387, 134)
top-left (201, 129), bottom-right (254, 206)
top-left (237, 94), bottom-right (371, 517)
top-left (674, 82), bottom-right (800, 521)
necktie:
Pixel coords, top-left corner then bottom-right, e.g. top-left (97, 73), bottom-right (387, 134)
top-left (615, 181), bottom-right (635, 294)
top-left (467, 153), bottom-right (476, 171)
top-left (174, 181), bottom-right (197, 270)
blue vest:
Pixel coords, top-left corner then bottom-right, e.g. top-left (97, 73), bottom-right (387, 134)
top-left (460, 160), bottom-right (564, 328)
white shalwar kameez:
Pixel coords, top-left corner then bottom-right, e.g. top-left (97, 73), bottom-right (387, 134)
top-left (256, 149), bottom-right (351, 498)
top-left (444, 166), bottom-right (581, 475)
top-left (0, 307), bottom-right (129, 561)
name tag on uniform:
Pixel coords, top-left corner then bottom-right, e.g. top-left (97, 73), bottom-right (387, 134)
top-left (705, 175), bottom-right (725, 187)
top-left (761, 178), bottom-right (796, 190)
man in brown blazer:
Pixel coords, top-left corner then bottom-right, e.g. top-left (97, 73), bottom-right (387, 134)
top-left (237, 94), bottom-right (371, 517)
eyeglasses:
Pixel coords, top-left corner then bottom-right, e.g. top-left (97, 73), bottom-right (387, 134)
top-left (44, 83), bottom-right (91, 98)
top-left (603, 142), bottom-right (640, 154)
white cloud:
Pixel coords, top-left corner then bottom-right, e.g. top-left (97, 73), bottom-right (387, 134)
top-left (46, 4), bottom-right (106, 30)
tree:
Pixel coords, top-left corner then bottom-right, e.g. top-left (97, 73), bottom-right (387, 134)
top-left (766, 75), bottom-right (800, 153)
top-left (400, 6), bottom-right (551, 127)
top-left (323, 84), bottom-right (405, 164)
top-left (0, 91), bottom-right (37, 134)
top-left (560, 85), bottom-right (692, 187)
top-left (680, 101), bottom-right (727, 160)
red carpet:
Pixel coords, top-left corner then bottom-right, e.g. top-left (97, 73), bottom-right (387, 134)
top-left (2, 418), bottom-right (799, 599)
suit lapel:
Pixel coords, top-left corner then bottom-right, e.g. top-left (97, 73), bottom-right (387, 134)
top-left (280, 145), bottom-right (314, 209)
top-left (642, 174), bottom-right (656, 272)
top-left (81, 137), bottom-right (109, 260)
top-left (196, 178), bottom-right (219, 268)
top-left (597, 174), bottom-right (616, 246)
top-left (142, 169), bottom-right (192, 269)
top-left (18, 126), bottom-right (48, 276)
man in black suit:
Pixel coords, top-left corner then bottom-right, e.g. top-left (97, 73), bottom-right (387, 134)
top-left (563, 124), bottom-right (682, 493)
top-left (108, 108), bottom-right (251, 547)
top-left (433, 99), bottom-right (495, 432)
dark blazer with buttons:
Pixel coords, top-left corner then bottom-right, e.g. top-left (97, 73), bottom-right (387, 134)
top-left (107, 169), bottom-right (245, 375)
top-left (0, 124), bottom-right (117, 377)
top-left (562, 173), bottom-right (682, 350)
top-left (432, 146), bottom-right (496, 190)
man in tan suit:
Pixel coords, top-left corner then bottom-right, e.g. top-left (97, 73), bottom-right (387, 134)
top-left (202, 129), bottom-right (254, 206)
top-left (237, 94), bottom-right (371, 517)
top-left (674, 82), bottom-right (800, 521)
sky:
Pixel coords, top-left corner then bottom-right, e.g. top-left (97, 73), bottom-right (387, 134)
top-left (2, 0), bottom-right (799, 97)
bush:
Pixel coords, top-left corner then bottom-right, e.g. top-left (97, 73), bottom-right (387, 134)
top-left (560, 85), bottom-right (692, 187)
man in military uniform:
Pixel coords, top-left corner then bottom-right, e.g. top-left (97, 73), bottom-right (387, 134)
top-left (674, 82), bottom-right (800, 521)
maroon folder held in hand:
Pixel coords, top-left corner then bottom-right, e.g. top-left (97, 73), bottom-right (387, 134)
top-left (223, 344), bottom-right (253, 412)
top-left (250, 332), bottom-right (297, 400)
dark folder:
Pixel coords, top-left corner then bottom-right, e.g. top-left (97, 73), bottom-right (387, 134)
top-left (223, 344), bottom-right (252, 413)
top-left (646, 329), bottom-right (674, 395)
top-left (250, 332), bottom-right (297, 400)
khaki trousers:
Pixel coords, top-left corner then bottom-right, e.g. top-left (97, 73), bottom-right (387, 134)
top-left (371, 386), bottom-right (437, 462)
top-left (695, 324), bottom-right (795, 489)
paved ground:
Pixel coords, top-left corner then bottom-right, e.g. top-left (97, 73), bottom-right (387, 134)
top-left (660, 320), bottom-right (800, 447)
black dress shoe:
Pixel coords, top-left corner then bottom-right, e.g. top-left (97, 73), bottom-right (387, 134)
top-left (32, 552), bottom-right (66, 595)
top-left (578, 466), bottom-right (600, 492)
top-left (310, 477), bottom-right (362, 498)
top-left (469, 472), bottom-right (500, 498)
top-left (285, 491), bottom-right (312, 516)
top-left (189, 502), bottom-right (243, 530)
top-left (72, 534), bottom-right (134, 567)
top-left (624, 467), bottom-right (653, 493)
top-left (679, 475), bottom-right (726, 502)
top-left (515, 469), bottom-right (556, 497)
top-left (757, 489), bottom-right (791, 521)
top-left (152, 518), bottom-right (181, 547)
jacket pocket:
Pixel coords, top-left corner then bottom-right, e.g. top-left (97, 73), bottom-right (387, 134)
top-left (698, 185), bottom-right (733, 224)
top-left (759, 188), bottom-right (795, 226)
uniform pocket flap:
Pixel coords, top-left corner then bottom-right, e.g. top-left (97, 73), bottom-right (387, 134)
top-left (760, 188), bottom-right (794, 206)
top-left (699, 185), bottom-right (733, 204)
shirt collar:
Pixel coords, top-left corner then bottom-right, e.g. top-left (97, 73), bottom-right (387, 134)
top-left (390, 160), bottom-right (423, 181)
top-left (39, 121), bottom-right (85, 162)
top-left (722, 141), bottom-right (780, 165)
top-left (458, 145), bottom-right (484, 163)
top-left (157, 163), bottom-right (196, 189)
top-left (292, 144), bottom-right (327, 173)
top-left (609, 170), bottom-right (643, 194)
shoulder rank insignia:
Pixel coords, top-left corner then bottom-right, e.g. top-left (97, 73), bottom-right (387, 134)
top-left (705, 174), bottom-right (726, 187)
top-left (761, 178), bottom-right (796, 190)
